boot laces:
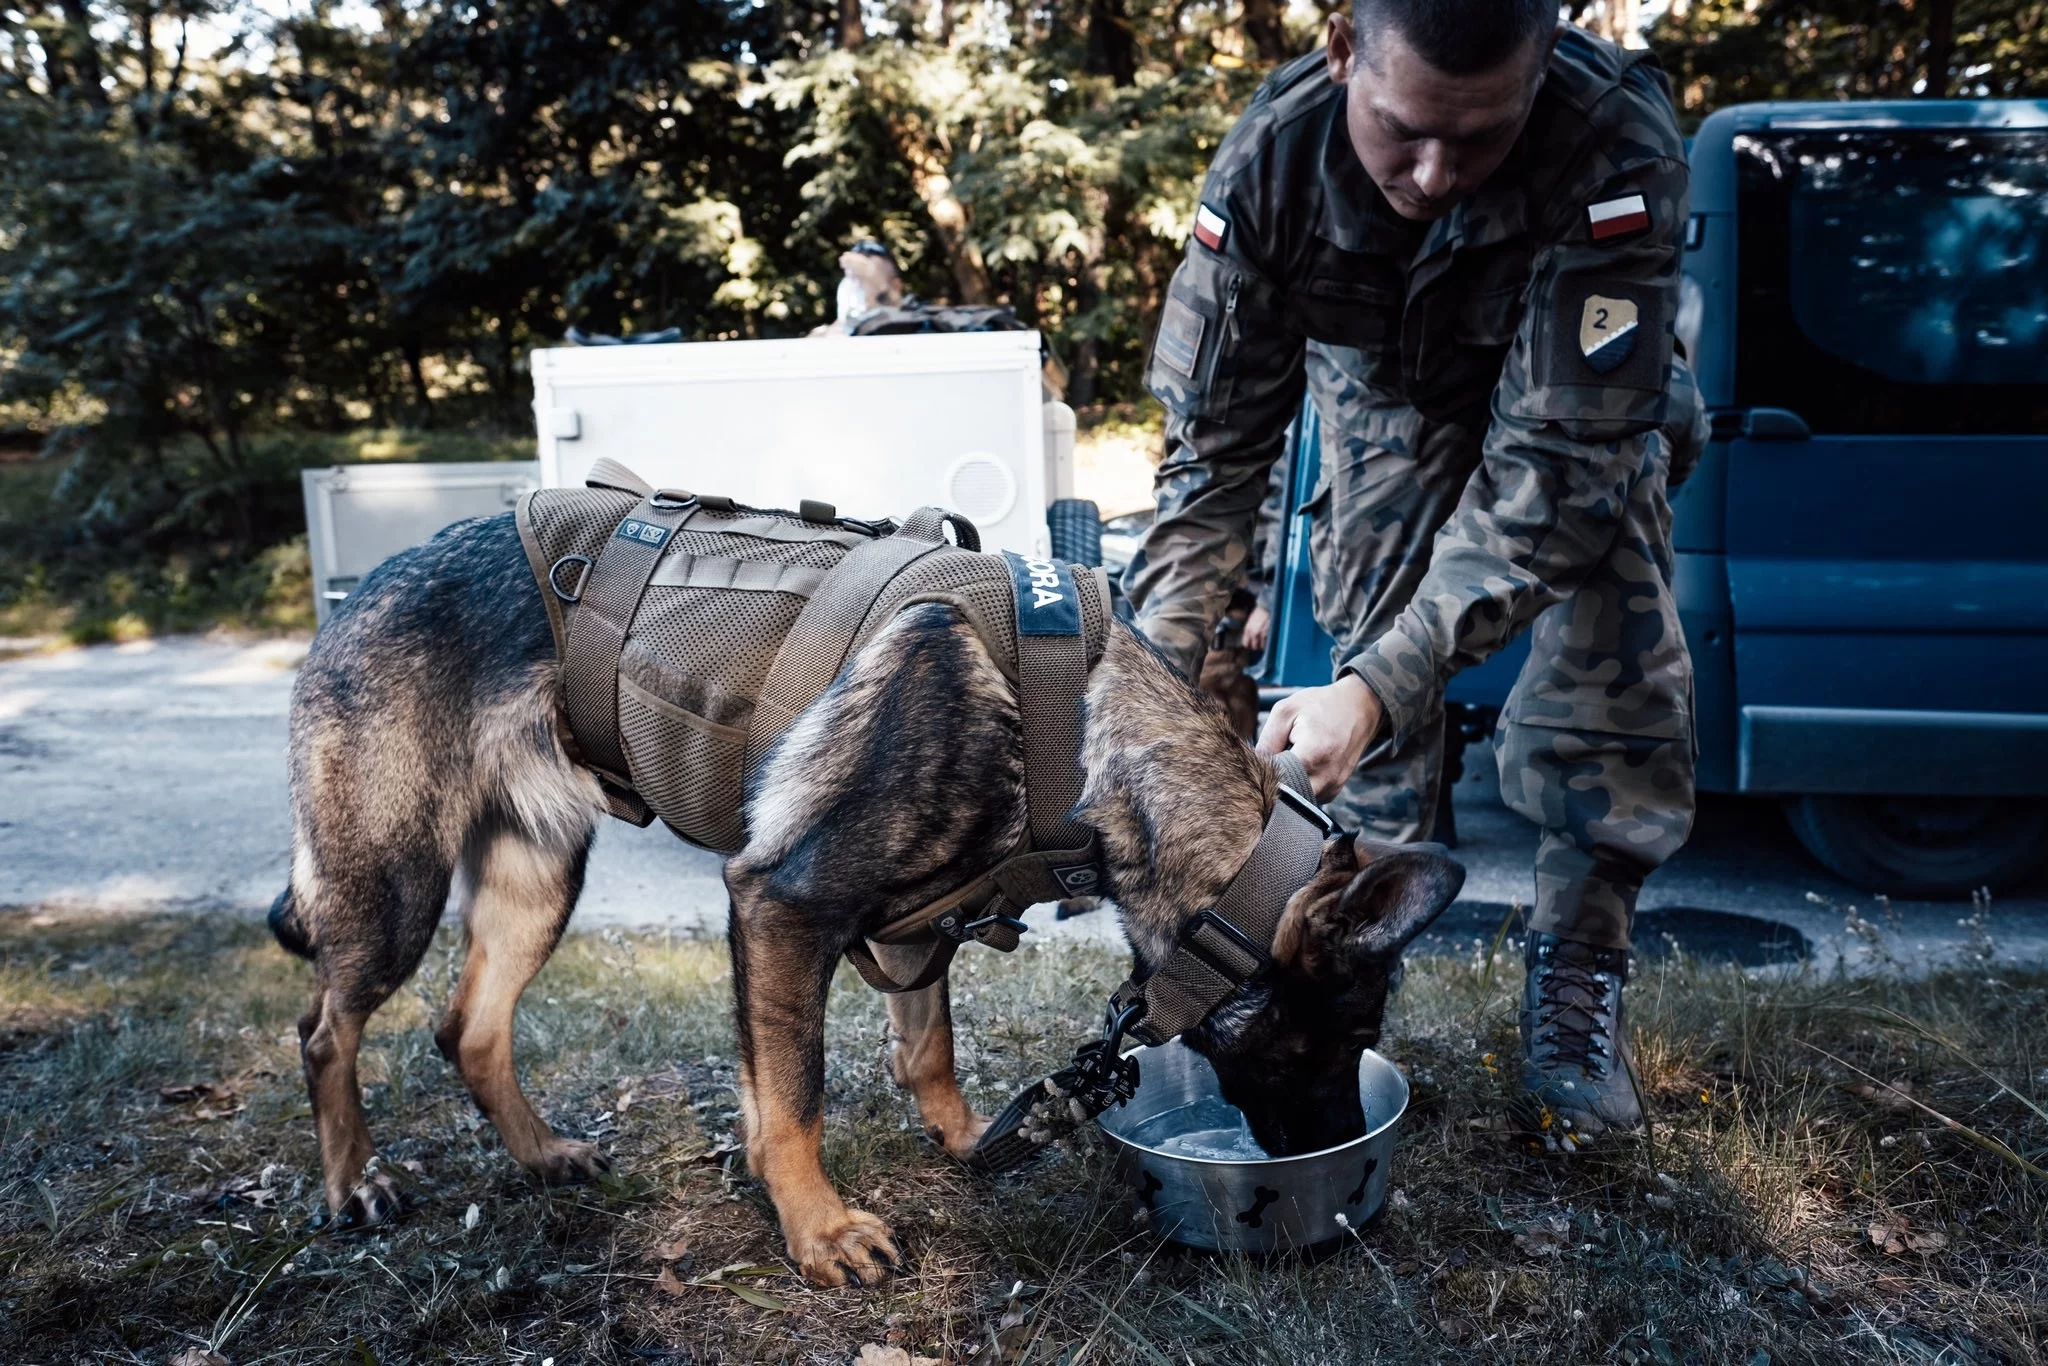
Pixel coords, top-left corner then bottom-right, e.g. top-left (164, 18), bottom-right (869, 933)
top-left (1533, 944), bottom-right (1620, 1073)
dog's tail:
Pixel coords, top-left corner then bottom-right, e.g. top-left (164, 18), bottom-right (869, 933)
top-left (269, 885), bottom-right (315, 960)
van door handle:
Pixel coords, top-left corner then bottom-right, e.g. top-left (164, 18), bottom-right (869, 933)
top-left (1745, 408), bottom-right (1810, 440)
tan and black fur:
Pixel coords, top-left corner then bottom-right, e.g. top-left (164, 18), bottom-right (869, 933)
top-left (272, 510), bottom-right (1462, 1286)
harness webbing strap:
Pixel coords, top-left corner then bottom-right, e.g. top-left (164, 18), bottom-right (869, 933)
top-left (744, 513), bottom-right (952, 775)
top-left (1009, 551), bottom-right (1094, 857)
top-left (647, 554), bottom-right (830, 596)
top-left (844, 936), bottom-right (957, 995)
top-left (841, 562), bottom-right (1112, 996)
top-left (559, 489), bottom-right (701, 799)
top-left (1111, 751), bottom-right (1331, 1046)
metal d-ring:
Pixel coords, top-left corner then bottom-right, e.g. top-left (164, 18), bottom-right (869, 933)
top-left (548, 554), bottom-right (593, 603)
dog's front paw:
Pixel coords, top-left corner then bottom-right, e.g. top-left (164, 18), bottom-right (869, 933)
top-left (325, 1171), bottom-right (403, 1230)
top-left (787, 1208), bottom-right (899, 1288)
top-left (531, 1138), bottom-right (612, 1185)
top-left (931, 1111), bottom-right (992, 1161)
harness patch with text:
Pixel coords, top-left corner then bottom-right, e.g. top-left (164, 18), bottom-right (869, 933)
top-left (1004, 550), bottom-right (1081, 637)
top-left (614, 517), bottom-right (672, 550)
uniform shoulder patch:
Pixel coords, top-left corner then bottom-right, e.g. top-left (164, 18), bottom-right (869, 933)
top-left (1587, 193), bottom-right (1650, 244)
top-left (1579, 295), bottom-right (1639, 373)
top-left (1194, 202), bottom-right (1229, 252)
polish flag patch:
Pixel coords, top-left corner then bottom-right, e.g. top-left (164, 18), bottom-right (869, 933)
top-left (1588, 193), bottom-right (1650, 242)
top-left (1194, 202), bottom-right (1229, 251)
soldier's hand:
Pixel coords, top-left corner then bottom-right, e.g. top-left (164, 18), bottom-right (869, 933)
top-left (1242, 603), bottom-right (1271, 653)
top-left (1256, 674), bottom-right (1383, 800)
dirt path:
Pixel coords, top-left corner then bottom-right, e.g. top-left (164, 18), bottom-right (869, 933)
top-left (3, 635), bottom-right (2043, 971)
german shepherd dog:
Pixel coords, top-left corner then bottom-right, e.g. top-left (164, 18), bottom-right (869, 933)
top-left (271, 511), bottom-right (1463, 1286)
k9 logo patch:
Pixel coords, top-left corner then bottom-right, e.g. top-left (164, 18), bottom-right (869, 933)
top-left (615, 518), bottom-right (671, 549)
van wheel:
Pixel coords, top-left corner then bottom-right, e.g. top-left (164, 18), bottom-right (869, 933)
top-left (1784, 795), bottom-right (2048, 899)
top-left (1048, 498), bottom-right (1102, 567)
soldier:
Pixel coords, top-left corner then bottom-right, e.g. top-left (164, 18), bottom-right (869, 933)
top-left (1123, 0), bottom-right (1708, 1148)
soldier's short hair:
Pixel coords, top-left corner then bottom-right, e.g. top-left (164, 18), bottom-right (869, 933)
top-left (1352, 0), bottom-right (1556, 76)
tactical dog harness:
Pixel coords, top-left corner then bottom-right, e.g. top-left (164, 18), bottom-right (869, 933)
top-left (518, 459), bottom-right (1337, 1172)
top-left (516, 458), bottom-right (1111, 991)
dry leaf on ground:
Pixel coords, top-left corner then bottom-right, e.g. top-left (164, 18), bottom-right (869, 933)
top-left (1513, 1213), bottom-right (1573, 1257)
top-left (159, 1082), bottom-right (237, 1105)
top-left (856, 1347), bottom-right (944, 1366)
top-left (169, 1349), bottom-right (229, 1366)
top-left (644, 1237), bottom-right (690, 1262)
top-left (1850, 1079), bottom-right (1918, 1112)
top-left (1868, 1218), bottom-right (1948, 1257)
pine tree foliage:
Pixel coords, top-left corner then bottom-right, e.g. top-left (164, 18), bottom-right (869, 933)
top-left (0, 0), bottom-right (2041, 550)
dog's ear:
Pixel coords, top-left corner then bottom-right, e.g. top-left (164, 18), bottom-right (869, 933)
top-left (1272, 835), bottom-right (1463, 977)
top-left (1342, 839), bottom-right (1465, 961)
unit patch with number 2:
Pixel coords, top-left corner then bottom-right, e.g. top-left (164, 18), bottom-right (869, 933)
top-left (1578, 295), bottom-right (1639, 374)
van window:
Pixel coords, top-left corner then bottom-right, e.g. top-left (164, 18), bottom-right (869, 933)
top-left (1734, 128), bottom-right (2048, 434)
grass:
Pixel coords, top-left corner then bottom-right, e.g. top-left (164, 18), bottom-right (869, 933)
top-left (0, 429), bottom-right (531, 646)
top-left (1, 910), bottom-right (2043, 1366)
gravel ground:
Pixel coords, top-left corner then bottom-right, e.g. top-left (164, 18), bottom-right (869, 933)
top-left (3, 634), bottom-right (2043, 971)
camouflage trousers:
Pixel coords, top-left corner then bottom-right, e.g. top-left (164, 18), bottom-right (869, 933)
top-left (1303, 343), bottom-right (1701, 951)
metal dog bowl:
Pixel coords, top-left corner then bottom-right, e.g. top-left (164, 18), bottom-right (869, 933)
top-left (1098, 1041), bottom-right (1408, 1252)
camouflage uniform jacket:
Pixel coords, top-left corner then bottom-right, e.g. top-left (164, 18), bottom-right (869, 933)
top-left (1126, 28), bottom-right (1692, 750)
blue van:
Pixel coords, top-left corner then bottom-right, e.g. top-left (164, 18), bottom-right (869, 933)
top-left (1163, 100), bottom-right (2048, 897)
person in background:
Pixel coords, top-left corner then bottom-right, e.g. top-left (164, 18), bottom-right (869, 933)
top-left (812, 239), bottom-right (909, 336)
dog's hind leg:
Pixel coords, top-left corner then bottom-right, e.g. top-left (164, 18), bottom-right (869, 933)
top-left (295, 857), bottom-right (449, 1226)
top-left (876, 956), bottom-right (988, 1159)
top-left (727, 872), bottom-right (899, 1288)
top-left (435, 825), bottom-right (608, 1185)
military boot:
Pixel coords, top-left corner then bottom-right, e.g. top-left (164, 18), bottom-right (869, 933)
top-left (1516, 933), bottom-right (1640, 1151)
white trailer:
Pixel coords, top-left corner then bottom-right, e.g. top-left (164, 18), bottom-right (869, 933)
top-left (529, 331), bottom-right (1075, 557)
top-left (300, 460), bottom-right (539, 625)
top-left (301, 331), bottom-right (1083, 621)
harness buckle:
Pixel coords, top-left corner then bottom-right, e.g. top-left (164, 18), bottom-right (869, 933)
top-left (935, 909), bottom-right (1028, 952)
top-left (1179, 907), bottom-right (1273, 982)
top-left (649, 489), bottom-right (695, 510)
top-left (1275, 781), bottom-right (1337, 834)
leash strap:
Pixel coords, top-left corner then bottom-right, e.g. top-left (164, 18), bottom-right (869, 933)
top-left (964, 1008), bottom-right (1143, 1175)
top-left (1111, 750), bottom-right (1331, 1046)
top-left (964, 751), bottom-right (1332, 1174)
top-left (558, 471), bottom-right (701, 818)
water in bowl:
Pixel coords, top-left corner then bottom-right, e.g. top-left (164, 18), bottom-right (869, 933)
top-left (1125, 1093), bottom-right (1378, 1162)
top-left (1125, 1095), bottom-right (1270, 1161)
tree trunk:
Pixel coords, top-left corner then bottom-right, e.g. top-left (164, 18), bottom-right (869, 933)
top-left (838, 0), bottom-right (865, 50)
top-left (1923, 0), bottom-right (1955, 97)
top-left (1242, 0), bottom-right (1289, 64)
top-left (403, 336), bottom-right (433, 424)
top-left (890, 123), bottom-right (993, 303)
top-left (1088, 0), bottom-right (1138, 87)
top-left (55, 0), bottom-right (110, 107)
